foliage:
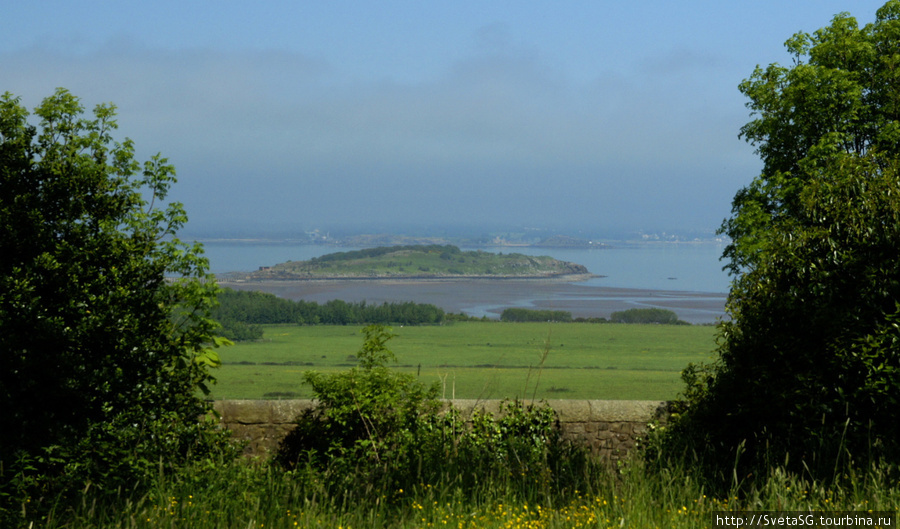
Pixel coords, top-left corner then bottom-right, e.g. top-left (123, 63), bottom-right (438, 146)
top-left (500, 307), bottom-right (573, 322)
top-left (609, 308), bottom-right (687, 325)
top-left (663, 1), bottom-right (900, 489)
top-left (449, 400), bottom-right (594, 497)
top-left (213, 287), bottom-right (446, 329)
top-left (275, 325), bottom-right (444, 488)
top-left (722, 1), bottom-right (900, 274)
top-left (444, 311), bottom-right (488, 322)
top-left (216, 318), bottom-right (265, 341)
top-left (274, 325), bottom-right (591, 503)
top-left (573, 316), bottom-right (610, 323)
top-left (25, 437), bottom-right (900, 528)
top-left (0, 89), bottom-right (235, 522)
top-left (309, 243), bottom-right (460, 263)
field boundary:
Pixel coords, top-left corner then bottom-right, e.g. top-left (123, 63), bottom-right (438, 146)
top-left (213, 399), bottom-right (669, 461)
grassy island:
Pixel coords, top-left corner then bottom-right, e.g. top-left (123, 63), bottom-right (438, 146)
top-left (230, 244), bottom-right (591, 281)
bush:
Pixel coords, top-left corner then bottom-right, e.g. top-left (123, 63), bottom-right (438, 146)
top-left (275, 325), bottom-right (444, 490)
top-left (610, 308), bottom-right (686, 325)
top-left (275, 325), bottom-right (595, 502)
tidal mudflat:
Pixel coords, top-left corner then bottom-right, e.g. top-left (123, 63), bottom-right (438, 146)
top-left (220, 278), bottom-right (727, 324)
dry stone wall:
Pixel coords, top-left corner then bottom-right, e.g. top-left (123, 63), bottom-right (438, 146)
top-left (213, 399), bottom-right (669, 461)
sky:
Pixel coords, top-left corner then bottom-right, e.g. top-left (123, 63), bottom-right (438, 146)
top-left (1, 1), bottom-right (891, 238)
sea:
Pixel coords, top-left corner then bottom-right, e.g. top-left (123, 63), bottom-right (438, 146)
top-left (200, 240), bottom-right (733, 294)
top-left (197, 240), bottom-right (733, 324)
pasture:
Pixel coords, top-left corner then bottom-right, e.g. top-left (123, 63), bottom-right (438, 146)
top-left (209, 321), bottom-right (718, 400)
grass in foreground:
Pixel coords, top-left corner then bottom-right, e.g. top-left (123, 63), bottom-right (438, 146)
top-left (36, 456), bottom-right (900, 529)
top-left (209, 322), bottom-right (717, 400)
top-left (22, 325), bottom-right (900, 528)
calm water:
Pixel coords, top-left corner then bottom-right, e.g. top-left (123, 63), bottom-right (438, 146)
top-left (200, 241), bottom-right (732, 294)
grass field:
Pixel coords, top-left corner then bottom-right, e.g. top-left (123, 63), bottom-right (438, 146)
top-left (209, 321), bottom-right (719, 400)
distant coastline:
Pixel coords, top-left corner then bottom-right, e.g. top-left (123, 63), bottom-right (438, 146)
top-left (195, 233), bottom-right (616, 250)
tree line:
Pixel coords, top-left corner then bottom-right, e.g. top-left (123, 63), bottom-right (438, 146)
top-left (500, 307), bottom-right (688, 324)
top-left (610, 308), bottom-right (689, 325)
top-left (216, 292), bottom-right (690, 337)
top-left (214, 288), bottom-right (446, 340)
top-left (500, 308), bottom-right (573, 322)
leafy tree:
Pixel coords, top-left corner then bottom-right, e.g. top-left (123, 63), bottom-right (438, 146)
top-left (0, 89), bottom-right (233, 517)
top-left (722, 2), bottom-right (900, 273)
top-left (663, 2), bottom-right (900, 488)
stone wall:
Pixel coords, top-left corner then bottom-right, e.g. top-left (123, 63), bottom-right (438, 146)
top-left (212, 399), bottom-right (669, 461)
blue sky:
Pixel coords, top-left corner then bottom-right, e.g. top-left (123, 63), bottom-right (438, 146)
top-left (1, 1), bottom-right (890, 237)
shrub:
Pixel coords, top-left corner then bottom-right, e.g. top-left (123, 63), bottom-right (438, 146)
top-left (610, 308), bottom-right (686, 325)
top-left (275, 325), bottom-right (444, 491)
top-left (275, 325), bottom-right (596, 503)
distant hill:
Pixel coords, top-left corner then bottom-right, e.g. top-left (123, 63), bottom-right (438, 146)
top-left (228, 244), bottom-right (592, 281)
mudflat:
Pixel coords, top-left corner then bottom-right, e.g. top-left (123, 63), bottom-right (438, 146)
top-left (219, 278), bottom-right (727, 324)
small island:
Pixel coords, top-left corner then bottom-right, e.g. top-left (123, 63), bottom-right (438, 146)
top-left (226, 244), bottom-right (593, 281)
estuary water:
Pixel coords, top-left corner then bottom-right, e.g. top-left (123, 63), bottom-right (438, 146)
top-left (202, 241), bottom-right (732, 324)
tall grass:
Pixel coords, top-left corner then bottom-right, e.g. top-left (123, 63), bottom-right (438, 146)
top-left (30, 452), bottom-right (899, 528)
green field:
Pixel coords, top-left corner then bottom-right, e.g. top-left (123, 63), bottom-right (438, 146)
top-left (209, 322), bottom-right (718, 400)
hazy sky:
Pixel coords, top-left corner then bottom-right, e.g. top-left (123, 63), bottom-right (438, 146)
top-left (1, 1), bottom-right (890, 237)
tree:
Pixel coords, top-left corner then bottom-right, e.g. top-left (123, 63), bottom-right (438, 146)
top-left (722, 2), bottom-right (900, 273)
top-left (664, 2), bottom-right (900, 487)
top-left (0, 89), bottom-right (232, 515)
